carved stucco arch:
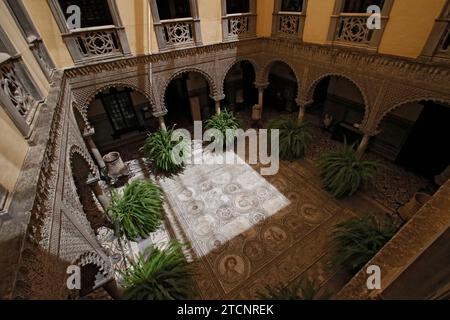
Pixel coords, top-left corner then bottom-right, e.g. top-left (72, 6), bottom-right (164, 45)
top-left (221, 57), bottom-right (261, 96)
top-left (305, 72), bottom-right (371, 127)
top-left (73, 81), bottom-right (156, 117)
top-left (159, 67), bottom-right (218, 113)
top-left (261, 58), bottom-right (302, 101)
top-left (73, 251), bottom-right (112, 277)
top-left (375, 97), bottom-right (450, 132)
top-left (69, 145), bottom-right (98, 179)
top-left (72, 101), bottom-right (91, 134)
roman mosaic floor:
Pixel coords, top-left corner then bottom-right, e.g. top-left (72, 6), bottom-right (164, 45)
top-left (111, 145), bottom-right (395, 300)
top-left (101, 110), bottom-right (430, 299)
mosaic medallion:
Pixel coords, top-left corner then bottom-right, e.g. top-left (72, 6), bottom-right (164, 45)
top-left (187, 200), bottom-right (204, 216)
top-left (243, 240), bottom-right (265, 261)
top-left (261, 224), bottom-right (290, 252)
top-left (234, 193), bottom-right (259, 212)
top-left (300, 204), bottom-right (329, 225)
top-left (217, 205), bottom-right (235, 221)
top-left (193, 215), bottom-right (217, 236)
top-left (223, 183), bottom-right (242, 194)
top-left (216, 253), bottom-right (250, 284)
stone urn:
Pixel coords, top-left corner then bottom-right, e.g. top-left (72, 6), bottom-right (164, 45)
top-left (103, 152), bottom-right (128, 179)
top-left (398, 192), bottom-right (432, 221)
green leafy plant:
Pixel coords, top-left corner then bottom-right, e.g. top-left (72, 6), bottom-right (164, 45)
top-left (268, 117), bottom-right (312, 160)
top-left (121, 242), bottom-right (195, 300)
top-left (317, 142), bottom-right (379, 198)
top-left (143, 127), bottom-right (189, 174)
top-left (258, 279), bottom-right (323, 300)
top-left (331, 216), bottom-right (399, 274)
top-left (108, 179), bottom-right (163, 241)
top-left (204, 110), bottom-right (241, 148)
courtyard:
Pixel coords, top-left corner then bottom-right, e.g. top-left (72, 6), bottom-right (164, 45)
top-left (94, 115), bottom-right (427, 299)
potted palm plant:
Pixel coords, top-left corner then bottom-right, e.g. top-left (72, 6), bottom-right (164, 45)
top-left (331, 216), bottom-right (399, 274)
top-left (204, 109), bottom-right (240, 149)
top-left (143, 126), bottom-right (189, 174)
top-left (317, 142), bottom-right (379, 198)
top-left (268, 116), bottom-right (312, 160)
top-left (108, 179), bottom-right (164, 241)
top-left (121, 242), bottom-right (195, 300)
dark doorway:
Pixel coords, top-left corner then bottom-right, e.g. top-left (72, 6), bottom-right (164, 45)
top-left (395, 101), bottom-right (450, 178)
top-left (165, 72), bottom-right (213, 130)
top-left (264, 62), bottom-right (298, 113)
top-left (241, 61), bottom-right (258, 108)
top-left (165, 75), bottom-right (192, 128)
top-left (224, 61), bottom-right (257, 112)
top-left (307, 76), bottom-right (331, 119)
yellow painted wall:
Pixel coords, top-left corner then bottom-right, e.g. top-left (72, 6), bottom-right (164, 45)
top-left (22, 0), bottom-right (74, 68)
top-left (0, 1), bottom-right (49, 95)
top-left (302, 0), bottom-right (335, 44)
top-left (198, 0), bottom-right (222, 45)
top-left (378, 0), bottom-right (446, 58)
top-left (116, 0), bottom-right (153, 55)
top-left (0, 108), bottom-right (29, 192)
top-left (257, 0), bottom-right (274, 37)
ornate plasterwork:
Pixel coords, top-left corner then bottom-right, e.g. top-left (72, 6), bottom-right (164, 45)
top-left (157, 66), bottom-right (219, 112)
top-left (72, 78), bottom-right (155, 117)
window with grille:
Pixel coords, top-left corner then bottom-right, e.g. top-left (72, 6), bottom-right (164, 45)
top-left (342, 0), bottom-right (385, 13)
top-left (281, 0), bottom-right (303, 12)
top-left (58, 0), bottom-right (114, 28)
top-left (156, 0), bottom-right (192, 20)
top-left (226, 0), bottom-right (250, 14)
top-left (100, 89), bottom-right (140, 137)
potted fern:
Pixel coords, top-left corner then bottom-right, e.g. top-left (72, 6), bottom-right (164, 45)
top-left (317, 142), bottom-right (379, 198)
top-left (121, 242), bottom-right (195, 300)
top-left (268, 116), bottom-right (312, 160)
top-left (143, 126), bottom-right (189, 174)
top-left (331, 216), bottom-right (399, 274)
top-left (108, 179), bottom-right (164, 241)
top-left (204, 110), bottom-right (240, 149)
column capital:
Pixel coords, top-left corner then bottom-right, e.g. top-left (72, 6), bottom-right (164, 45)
top-left (86, 173), bottom-right (101, 186)
top-left (210, 94), bottom-right (226, 102)
top-left (355, 123), bottom-right (380, 137)
top-left (254, 82), bottom-right (269, 90)
top-left (295, 99), bottom-right (314, 107)
top-left (153, 111), bottom-right (168, 118)
top-left (83, 127), bottom-right (95, 138)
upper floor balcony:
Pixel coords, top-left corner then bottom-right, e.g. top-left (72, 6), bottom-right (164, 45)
top-left (272, 0), bottom-right (307, 39)
top-left (48, 0), bottom-right (131, 64)
top-left (328, 0), bottom-right (394, 50)
top-left (222, 0), bottom-right (256, 41)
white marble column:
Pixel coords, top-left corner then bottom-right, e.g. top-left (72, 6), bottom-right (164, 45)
top-left (254, 82), bottom-right (269, 112)
top-left (87, 174), bottom-right (110, 211)
top-left (295, 99), bottom-right (313, 124)
top-left (158, 116), bottom-right (167, 131)
top-left (83, 128), bottom-right (106, 171)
